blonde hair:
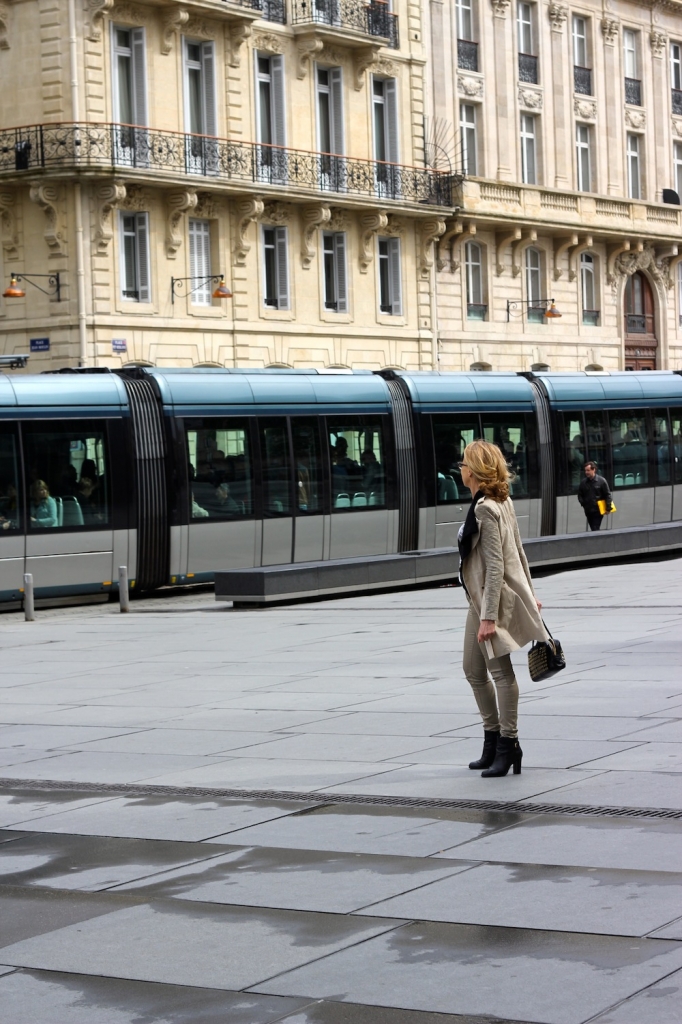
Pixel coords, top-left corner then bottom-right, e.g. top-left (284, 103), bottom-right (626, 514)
top-left (463, 440), bottom-right (512, 502)
top-left (30, 479), bottom-right (50, 502)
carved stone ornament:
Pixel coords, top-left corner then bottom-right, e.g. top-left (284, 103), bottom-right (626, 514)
top-left (673, 120), bottom-right (682, 138)
top-left (253, 33), bottom-right (283, 54)
top-left (457, 75), bottom-right (484, 99)
top-left (491, 0), bottom-right (511, 18)
top-left (0, 192), bottom-right (18, 260)
top-left (359, 210), bottom-right (388, 272)
top-left (184, 18), bottom-right (216, 40)
top-left (328, 207), bottom-right (350, 232)
top-left (119, 183), bottom-right (148, 211)
top-left (88, 0), bottom-right (115, 43)
top-left (650, 30), bottom-right (667, 58)
top-left (162, 7), bottom-right (189, 56)
top-left (110, 3), bottom-right (151, 26)
top-left (574, 98), bottom-right (597, 121)
top-left (262, 201), bottom-right (290, 226)
top-left (601, 18), bottom-right (619, 45)
top-left (301, 204), bottom-right (331, 269)
top-left (419, 218), bottom-right (447, 279)
top-left (234, 196), bottom-right (264, 266)
top-left (194, 192), bottom-right (221, 219)
top-left (165, 190), bottom-right (198, 259)
top-left (613, 244), bottom-right (666, 288)
top-left (318, 46), bottom-right (345, 66)
top-left (0, 4), bottom-right (10, 50)
top-left (384, 215), bottom-right (404, 236)
top-left (354, 45), bottom-right (381, 90)
top-left (547, 3), bottom-right (568, 32)
top-left (225, 21), bottom-right (252, 68)
top-left (94, 181), bottom-right (127, 254)
top-left (625, 107), bottom-right (646, 130)
top-left (29, 182), bottom-right (65, 257)
top-left (296, 34), bottom-right (324, 79)
top-left (519, 87), bottom-right (542, 110)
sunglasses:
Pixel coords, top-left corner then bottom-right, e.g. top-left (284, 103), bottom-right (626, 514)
top-left (457, 462), bottom-right (468, 469)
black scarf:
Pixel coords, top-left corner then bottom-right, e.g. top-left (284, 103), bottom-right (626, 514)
top-left (458, 490), bottom-right (485, 564)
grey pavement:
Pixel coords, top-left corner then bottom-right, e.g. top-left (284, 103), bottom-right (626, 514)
top-left (0, 557), bottom-right (680, 1022)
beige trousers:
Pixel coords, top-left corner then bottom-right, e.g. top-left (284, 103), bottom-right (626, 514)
top-left (462, 605), bottom-right (519, 738)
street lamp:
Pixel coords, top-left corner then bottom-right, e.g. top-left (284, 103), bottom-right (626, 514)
top-left (170, 274), bottom-right (233, 304)
top-left (3, 273), bottom-right (61, 301)
top-left (506, 298), bottom-right (562, 322)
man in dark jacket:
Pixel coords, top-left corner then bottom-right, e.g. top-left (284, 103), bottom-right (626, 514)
top-left (578, 461), bottom-right (612, 531)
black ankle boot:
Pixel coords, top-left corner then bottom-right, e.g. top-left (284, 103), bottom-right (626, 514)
top-left (468, 730), bottom-right (499, 770)
top-left (481, 736), bottom-right (522, 777)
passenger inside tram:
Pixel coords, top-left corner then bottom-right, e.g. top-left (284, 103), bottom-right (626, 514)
top-left (329, 428), bottom-right (385, 508)
top-left (29, 479), bottom-right (58, 528)
top-left (0, 481), bottom-right (18, 530)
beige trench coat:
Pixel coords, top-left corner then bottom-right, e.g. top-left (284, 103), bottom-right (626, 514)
top-left (461, 495), bottom-right (548, 658)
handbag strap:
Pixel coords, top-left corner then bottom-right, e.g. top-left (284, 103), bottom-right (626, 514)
top-left (541, 618), bottom-right (555, 642)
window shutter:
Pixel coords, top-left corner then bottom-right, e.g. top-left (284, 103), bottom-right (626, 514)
top-left (330, 66), bottom-right (344, 155)
top-left (121, 214), bottom-right (136, 297)
top-left (131, 28), bottom-right (147, 126)
top-left (384, 78), bottom-right (399, 164)
top-left (334, 233), bottom-right (347, 312)
top-left (189, 219), bottom-right (211, 304)
top-left (201, 41), bottom-right (217, 136)
top-left (271, 55), bottom-right (286, 147)
top-left (388, 236), bottom-right (402, 315)
top-left (275, 226), bottom-right (289, 309)
top-left (136, 212), bottom-right (150, 302)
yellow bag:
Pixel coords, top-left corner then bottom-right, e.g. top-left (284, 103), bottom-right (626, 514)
top-left (597, 499), bottom-right (616, 515)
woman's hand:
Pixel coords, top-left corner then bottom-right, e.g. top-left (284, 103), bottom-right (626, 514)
top-left (477, 618), bottom-right (497, 643)
top-left (536, 598), bottom-right (542, 612)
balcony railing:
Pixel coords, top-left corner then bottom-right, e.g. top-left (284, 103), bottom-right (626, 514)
top-left (457, 39), bottom-right (478, 72)
top-left (625, 313), bottom-right (653, 335)
top-left (574, 65), bottom-right (592, 95)
top-left (0, 122), bottom-right (456, 207)
top-left (625, 77), bottom-right (642, 105)
top-left (673, 88), bottom-right (682, 116)
top-left (292, 0), bottom-right (399, 48)
top-left (518, 53), bottom-right (538, 84)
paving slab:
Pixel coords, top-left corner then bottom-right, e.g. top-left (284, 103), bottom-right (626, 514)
top-left (589, 967), bottom-right (682, 1023)
top-left (253, 920), bottom-right (682, 1024)
top-left (0, 790), bottom-right (112, 829)
top-left (523, 770), bottom-right (682, 811)
top-left (0, 751), bottom-right (232, 785)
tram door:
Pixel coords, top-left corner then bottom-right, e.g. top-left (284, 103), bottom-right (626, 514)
top-left (0, 422), bottom-right (24, 601)
top-left (259, 419), bottom-right (294, 565)
top-left (292, 418), bottom-right (326, 563)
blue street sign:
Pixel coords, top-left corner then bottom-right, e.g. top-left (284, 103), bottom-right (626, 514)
top-left (112, 338), bottom-right (127, 353)
top-left (30, 337), bottom-right (50, 352)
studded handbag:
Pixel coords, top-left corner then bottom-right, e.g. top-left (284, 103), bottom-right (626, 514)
top-left (528, 624), bottom-right (566, 682)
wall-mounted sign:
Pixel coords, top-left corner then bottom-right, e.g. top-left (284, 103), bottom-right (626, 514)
top-left (112, 338), bottom-right (127, 353)
top-left (30, 337), bottom-right (50, 352)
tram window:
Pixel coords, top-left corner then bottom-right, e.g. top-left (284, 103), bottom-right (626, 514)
top-left (260, 420), bottom-right (291, 516)
top-left (585, 411), bottom-right (608, 478)
top-left (609, 411), bottom-right (649, 488)
top-left (562, 413), bottom-right (585, 494)
top-left (481, 414), bottom-right (537, 498)
top-left (292, 419), bottom-right (323, 514)
top-left (22, 421), bottom-right (110, 530)
top-left (0, 425), bottom-right (21, 533)
top-left (671, 409), bottom-right (682, 485)
top-left (185, 420), bottom-right (253, 519)
top-left (653, 412), bottom-right (671, 485)
top-left (327, 417), bottom-right (386, 510)
top-left (432, 416), bottom-right (478, 503)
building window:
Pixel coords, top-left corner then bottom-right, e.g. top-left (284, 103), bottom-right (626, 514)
top-left (188, 219), bottom-right (212, 306)
top-left (373, 77), bottom-right (399, 196)
top-left (456, 0), bottom-right (478, 70)
top-left (184, 39), bottom-right (216, 136)
top-left (678, 262), bottom-right (682, 326)
top-left (520, 114), bottom-right (537, 184)
top-left (317, 66), bottom-right (344, 155)
top-left (572, 15), bottom-right (592, 94)
top-left (459, 103), bottom-right (477, 175)
top-left (517, 2), bottom-right (538, 83)
top-left (675, 141), bottom-right (682, 197)
top-left (581, 253), bottom-right (599, 325)
top-left (525, 247), bottom-right (543, 321)
top-left (262, 226), bottom-right (289, 309)
top-left (378, 237), bottom-right (402, 315)
top-left (257, 53), bottom-right (286, 146)
top-left (465, 241), bottom-right (486, 319)
top-left (323, 232), bottom-right (348, 312)
top-left (673, 45), bottom-right (682, 115)
top-left (120, 212), bottom-right (150, 302)
top-left (576, 123), bottom-right (592, 192)
top-left (623, 29), bottom-right (641, 104)
top-left (112, 26), bottom-right (147, 126)
top-left (627, 132), bottom-right (641, 198)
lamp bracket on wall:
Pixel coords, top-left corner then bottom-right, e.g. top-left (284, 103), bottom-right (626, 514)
top-left (506, 298), bottom-right (561, 322)
top-left (3, 273), bottom-right (61, 301)
top-left (170, 274), bottom-right (232, 304)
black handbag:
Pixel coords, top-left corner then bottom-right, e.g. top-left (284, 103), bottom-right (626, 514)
top-left (528, 623), bottom-right (566, 682)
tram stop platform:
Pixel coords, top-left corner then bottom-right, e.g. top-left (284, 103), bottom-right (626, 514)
top-left (0, 556), bottom-right (680, 1024)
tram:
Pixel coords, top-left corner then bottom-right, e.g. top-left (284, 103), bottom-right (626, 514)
top-left (0, 366), bottom-right (680, 603)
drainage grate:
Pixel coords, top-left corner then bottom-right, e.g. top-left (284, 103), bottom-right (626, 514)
top-left (1, 778), bottom-right (681, 821)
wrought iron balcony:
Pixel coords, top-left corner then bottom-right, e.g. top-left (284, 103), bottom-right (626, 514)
top-left (518, 53), bottom-right (538, 84)
top-left (457, 39), bottom-right (478, 72)
top-left (0, 122), bottom-right (456, 207)
top-left (292, 0), bottom-right (399, 49)
top-left (673, 89), bottom-right (682, 116)
top-left (625, 313), bottom-right (652, 334)
top-left (624, 77), bottom-right (642, 105)
top-left (259, 0), bottom-right (286, 22)
top-left (573, 66), bottom-right (592, 95)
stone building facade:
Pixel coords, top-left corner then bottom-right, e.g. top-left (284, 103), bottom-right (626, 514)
top-left (0, 0), bottom-right (454, 370)
top-left (428, 0), bottom-right (682, 371)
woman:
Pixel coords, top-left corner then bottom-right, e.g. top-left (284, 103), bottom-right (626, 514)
top-left (458, 440), bottom-right (547, 777)
top-left (30, 479), bottom-right (58, 528)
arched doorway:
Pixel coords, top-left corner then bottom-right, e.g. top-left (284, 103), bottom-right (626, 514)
top-left (624, 271), bottom-right (657, 370)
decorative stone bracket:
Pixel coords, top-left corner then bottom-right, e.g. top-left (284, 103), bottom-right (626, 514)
top-left (548, 3), bottom-right (568, 32)
top-left (359, 210), bottom-right (388, 273)
top-left (297, 34), bottom-right (324, 79)
top-left (491, 0), bottom-right (511, 18)
top-left (511, 230), bottom-right (538, 277)
top-left (94, 181), bottom-right (128, 254)
top-left (162, 7), bottom-right (189, 55)
top-left (88, 0), bottom-right (115, 43)
top-left (0, 3), bottom-right (11, 50)
top-left (601, 18), bottom-right (619, 46)
top-left (568, 235), bottom-right (593, 282)
top-left (553, 234), bottom-right (578, 281)
top-left (495, 227), bottom-right (521, 276)
top-left (418, 218), bottom-right (447, 279)
top-left (233, 196), bottom-right (264, 266)
top-left (606, 240), bottom-right (631, 284)
top-left (166, 190), bottom-right (198, 258)
top-left (0, 192), bottom-right (18, 261)
top-left (300, 204), bottom-right (331, 268)
top-left (226, 21), bottom-right (253, 68)
top-left (354, 45), bottom-right (381, 90)
top-left (29, 181), bottom-right (65, 257)
top-left (651, 31), bottom-right (667, 59)
top-left (662, 248), bottom-right (682, 288)
top-left (437, 220), bottom-right (476, 272)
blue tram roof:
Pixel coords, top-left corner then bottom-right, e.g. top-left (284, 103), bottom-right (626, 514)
top-left (0, 373), bottom-right (128, 411)
top-left (534, 371), bottom-right (682, 408)
top-left (398, 372), bottom-right (536, 412)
